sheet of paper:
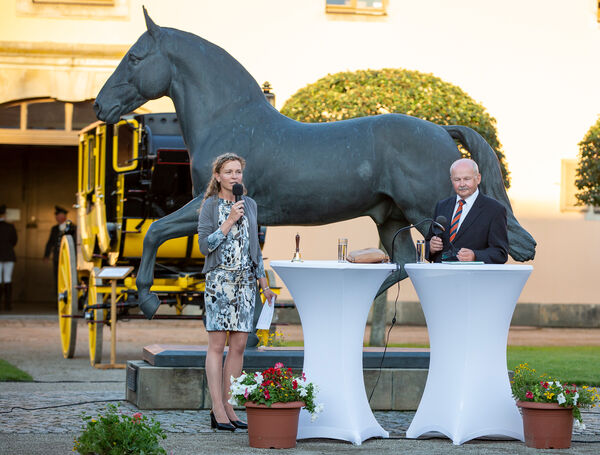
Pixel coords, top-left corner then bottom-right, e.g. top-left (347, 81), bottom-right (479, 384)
top-left (256, 297), bottom-right (275, 330)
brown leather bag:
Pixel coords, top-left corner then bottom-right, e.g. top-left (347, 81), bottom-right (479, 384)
top-left (346, 248), bottom-right (389, 263)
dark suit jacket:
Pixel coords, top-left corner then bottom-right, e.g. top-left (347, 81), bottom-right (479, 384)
top-left (425, 193), bottom-right (508, 264)
top-left (0, 220), bottom-right (17, 262)
top-left (44, 222), bottom-right (76, 263)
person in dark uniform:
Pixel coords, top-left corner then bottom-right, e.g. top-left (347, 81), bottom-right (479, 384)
top-left (0, 204), bottom-right (17, 311)
top-left (44, 206), bottom-right (76, 286)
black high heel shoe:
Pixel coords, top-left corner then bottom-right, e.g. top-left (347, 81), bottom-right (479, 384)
top-left (230, 419), bottom-right (248, 430)
top-left (210, 410), bottom-right (235, 431)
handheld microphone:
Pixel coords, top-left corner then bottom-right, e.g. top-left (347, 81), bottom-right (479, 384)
top-left (433, 216), bottom-right (446, 235)
top-left (232, 183), bottom-right (244, 224)
top-left (232, 183), bottom-right (244, 202)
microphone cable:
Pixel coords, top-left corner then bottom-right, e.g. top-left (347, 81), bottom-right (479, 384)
top-left (368, 270), bottom-right (401, 403)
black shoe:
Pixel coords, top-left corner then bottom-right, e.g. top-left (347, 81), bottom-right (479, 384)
top-left (230, 419), bottom-right (248, 429)
top-left (138, 293), bottom-right (160, 320)
top-left (210, 410), bottom-right (235, 432)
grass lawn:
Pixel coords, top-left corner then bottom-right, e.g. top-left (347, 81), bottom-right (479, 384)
top-left (0, 358), bottom-right (33, 382)
top-left (276, 342), bottom-right (600, 386)
top-left (507, 346), bottom-right (600, 386)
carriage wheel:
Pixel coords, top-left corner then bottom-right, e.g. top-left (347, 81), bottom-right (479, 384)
top-left (87, 268), bottom-right (105, 366)
top-left (57, 235), bottom-right (78, 358)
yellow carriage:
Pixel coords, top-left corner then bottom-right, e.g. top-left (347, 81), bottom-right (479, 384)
top-left (57, 113), bottom-right (277, 366)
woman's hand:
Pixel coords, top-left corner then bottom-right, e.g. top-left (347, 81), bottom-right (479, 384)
top-left (227, 200), bottom-right (245, 224)
top-left (263, 288), bottom-right (277, 306)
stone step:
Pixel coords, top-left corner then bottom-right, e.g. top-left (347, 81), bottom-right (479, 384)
top-left (128, 345), bottom-right (431, 411)
top-left (142, 344), bottom-right (430, 369)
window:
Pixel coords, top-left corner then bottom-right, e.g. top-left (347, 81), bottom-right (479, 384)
top-left (560, 159), bottom-right (583, 212)
top-left (27, 100), bottom-right (66, 130)
top-left (72, 101), bottom-right (99, 131)
top-left (0, 104), bottom-right (21, 129)
top-left (33, 0), bottom-right (114, 4)
top-left (326, 0), bottom-right (387, 16)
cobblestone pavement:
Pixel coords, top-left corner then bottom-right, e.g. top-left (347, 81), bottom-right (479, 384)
top-left (1, 387), bottom-right (599, 439)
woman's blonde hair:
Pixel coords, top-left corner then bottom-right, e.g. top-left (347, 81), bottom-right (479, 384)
top-left (202, 153), bottom-right (246, 201)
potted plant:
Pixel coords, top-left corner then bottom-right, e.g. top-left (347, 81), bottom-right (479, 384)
top-left (74, 404), bottom-right (167, 455)
top-left (511, 363), bottom-right (599, 449)
top-left (229, 362), bottom-right (323, 449)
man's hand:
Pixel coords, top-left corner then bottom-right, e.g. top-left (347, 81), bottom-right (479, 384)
top-left (457, 248), bottom-right (475, 262)
top-left (429, 236), bottom-right (443, 253)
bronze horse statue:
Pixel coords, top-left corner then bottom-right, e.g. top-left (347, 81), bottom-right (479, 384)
top-left (94, 9), bottom-right (536, 318)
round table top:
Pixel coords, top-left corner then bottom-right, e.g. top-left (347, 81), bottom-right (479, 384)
top-left (405, 263), bottom-right (533, 272)
top-left (270, 260), bottom-right (397, 270)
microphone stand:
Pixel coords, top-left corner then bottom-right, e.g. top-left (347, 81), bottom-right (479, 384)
top-left (390, 219), bottom-right (442, 264)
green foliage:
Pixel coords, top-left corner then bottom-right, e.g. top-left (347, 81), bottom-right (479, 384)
top-left (74, 404), bottom-right (166, 455)
top-left (281, 68), bottom-right (510, 187)
top-left (510, 363), bottom-right (599, 422)
top-left (576, 117), bottom-right (600, 207)
top-left (0, 358), bottom-right (33, 382)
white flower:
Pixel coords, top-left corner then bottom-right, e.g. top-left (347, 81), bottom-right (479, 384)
top-left (299, 387), bottom-right (308, 398)
top-left (254, 372), bottom-right (263, 384)
top-left (557, 393), bottom-right (566, 405)
top-left (555, 381), bottom-right (562, 388)
top-left (573, 392), bottom-right (579, 406)
top-left (574, 419), bottom-right (586, 431)
top-left (227, 396), bottom-right (237, 406)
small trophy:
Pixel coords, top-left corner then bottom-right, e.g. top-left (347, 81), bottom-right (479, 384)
top-left (291, 232), bottom-right (303, 262)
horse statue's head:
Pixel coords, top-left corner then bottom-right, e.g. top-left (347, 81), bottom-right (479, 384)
top-left (94, 8), bottom-right (171, 123)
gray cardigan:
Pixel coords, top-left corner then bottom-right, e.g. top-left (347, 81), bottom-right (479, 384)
top-left (197, 195), bottom-right (261, 274)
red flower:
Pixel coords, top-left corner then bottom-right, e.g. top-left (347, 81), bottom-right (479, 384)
top-left (132, 412), bottom-right (142, 422)
top-left (264, 390), bottom-right (270, 400)
top-left (293, 380), bottom-right (298, 390)
top-left (526, 391), bottom-right (534, 399)
top-left (565, 389), bottom-right (570, 394)
top-left (541, 382), bottom-right (549, 389)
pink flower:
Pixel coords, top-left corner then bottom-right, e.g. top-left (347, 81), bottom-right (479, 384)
top-left (526, 391), bottom-right (534, 399)
top-left (274, 362), bottom-right (284, 369)
top-left (132, 412), bottom-right (142, 421)
top-left (244, 388), bottom-right (249, 399)
top-left (264, 390), bottom-right (270, 400)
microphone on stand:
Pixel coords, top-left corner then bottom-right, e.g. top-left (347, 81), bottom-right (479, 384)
top-left (390, 218), bottom-right (445, 263)
top-left (433, 215), bottom-right (447, 236)
top-left (232, 183), bottom-right (244, 224)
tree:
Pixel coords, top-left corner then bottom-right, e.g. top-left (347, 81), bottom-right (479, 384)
top-left (281, 68), bottom-right (510, 187)
top-left (576, 117), bottom-right (600, 207)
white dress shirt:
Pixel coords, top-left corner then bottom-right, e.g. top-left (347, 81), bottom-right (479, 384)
top-left (452, 188), bottom-right (479, 233)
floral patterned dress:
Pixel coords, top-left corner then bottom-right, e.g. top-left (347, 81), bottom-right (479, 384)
top-left (203, 198), bottom-right (265, 332)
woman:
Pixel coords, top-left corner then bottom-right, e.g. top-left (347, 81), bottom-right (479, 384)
top-left (197, 153), bottom-right (277, 431)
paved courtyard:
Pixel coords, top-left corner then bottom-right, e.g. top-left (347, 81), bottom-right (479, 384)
top-left (1, 316), bottom-right (599, 454)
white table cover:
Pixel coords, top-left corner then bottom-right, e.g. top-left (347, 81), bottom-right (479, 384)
top-left (270, 260), bottom-right (396, 445)
top-left (404, 263), bottom-right (533, 445)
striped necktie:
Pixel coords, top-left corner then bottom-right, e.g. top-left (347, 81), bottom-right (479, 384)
top-left (449, 199), bottom-right (466, 243)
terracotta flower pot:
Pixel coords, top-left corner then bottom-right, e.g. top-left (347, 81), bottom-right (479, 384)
top-left (245, 401), bottom-right (304, 449)
top-left (517, 401), bottom-right (574, 449)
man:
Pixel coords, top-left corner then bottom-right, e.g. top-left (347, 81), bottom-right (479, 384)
top-left (0, 204), bottom-right (17, 311)
top-left (44, 206), bottom-right (75, 285)
top-left (426, 158), bottom-right (508, 264)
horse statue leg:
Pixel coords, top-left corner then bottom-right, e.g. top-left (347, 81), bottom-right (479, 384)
top-left (136, 197), bottom-right (203, 319)
top-left (375, 213), bottom-right (417, 296)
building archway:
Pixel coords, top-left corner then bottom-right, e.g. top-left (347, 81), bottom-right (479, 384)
top-left (0, 98), bottom-right (97, 311)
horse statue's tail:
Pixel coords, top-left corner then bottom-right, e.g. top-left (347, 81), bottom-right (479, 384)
top-left (442, 125), bottom-right (536, 261)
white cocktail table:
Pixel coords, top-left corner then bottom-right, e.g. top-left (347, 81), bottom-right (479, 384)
top-left (404, 263), bottom-right (533, 445)
top-left (270, 260), bottom-right (396, 445)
